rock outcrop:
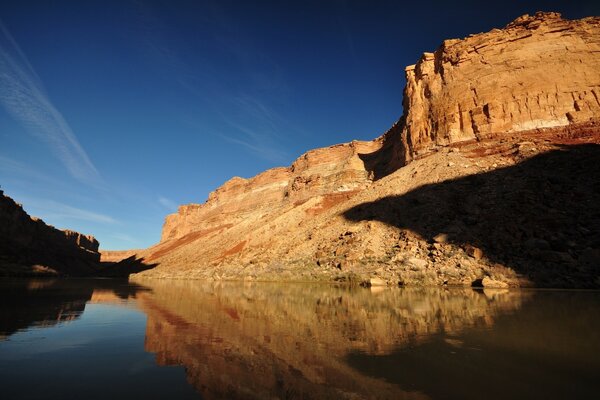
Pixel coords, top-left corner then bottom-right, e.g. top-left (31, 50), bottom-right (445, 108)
top-left (0, 190), bottom-right (100, 276)
top-left (128, 12), bottom-right (600, 288)
top-left (400, 12), bottom-right (600, 160)
top-left (161, 140), bottom-right (380, 241)
top-left (100, 249), bottom-right (142, 263)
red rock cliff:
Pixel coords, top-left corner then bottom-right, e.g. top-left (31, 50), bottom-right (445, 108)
top-left (131, 12), bottom-right (600, 288)
top-left (161, 12), bottom-right (600, 243)
top-left (161, 140), bottom-right (380, 241)
top-left (401, 12), bottom-right (600, 159)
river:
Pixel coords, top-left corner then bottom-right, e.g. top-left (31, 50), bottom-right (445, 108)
top-left (1, 279), bottom-right (599, 399)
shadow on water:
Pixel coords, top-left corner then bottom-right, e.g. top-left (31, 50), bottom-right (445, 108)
top-left (0, 279), bottom-right (149, 338)
top-left (344, 145), bottom-right (600, 288)
top-left (346, 290), bottom-right (600, 400)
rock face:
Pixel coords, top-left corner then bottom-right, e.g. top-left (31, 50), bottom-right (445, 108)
top-left (401, 12), bottom-right (600, 160)
top-left (0, 190), bottom-right (100, 276)
top-left (161, 140), bottom-right (380, 241)
top-left (129, 12), bottom-right (600, 288)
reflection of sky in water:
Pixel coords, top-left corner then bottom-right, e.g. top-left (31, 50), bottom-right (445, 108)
top-left (0, 302), bottom-right (198, 400)
top-left (0, 304), bottom-right (145, 359)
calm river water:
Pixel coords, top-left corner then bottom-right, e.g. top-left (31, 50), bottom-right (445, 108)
top-left (1, 279), bottom-right (599, 399)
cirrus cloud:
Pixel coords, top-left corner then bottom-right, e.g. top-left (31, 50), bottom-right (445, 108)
top-left (0, 20), bottom-right (101, 185)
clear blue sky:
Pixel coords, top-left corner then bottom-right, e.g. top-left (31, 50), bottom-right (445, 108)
top-left (1, 1), bottom-right (598, 250)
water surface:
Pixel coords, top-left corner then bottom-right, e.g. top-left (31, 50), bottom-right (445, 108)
top-left (1, 279), bottom-right (599, 399)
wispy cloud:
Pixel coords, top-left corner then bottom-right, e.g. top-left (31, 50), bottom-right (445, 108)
top-left (219, 133), bottom-right (288, 163)
top-left (230, 95), bottom-right (281, 136)
top-left (0, 20), bottom-right (101, 184)
top-left (0, 155), bottom-right (64, 187)
top-left (134, 3), bottom-right (299, 164)
top-left (111, 233), bottom-right (139, 244)
top-left (18, 197), bottom-right (116, 224)
top-left (158, 196), bottom-right (178, 212)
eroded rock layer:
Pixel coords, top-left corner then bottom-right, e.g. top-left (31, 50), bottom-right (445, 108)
top-left (402, 12), bottom-right (600, 158)
top-left (161, 140), bottom-right (380, 241)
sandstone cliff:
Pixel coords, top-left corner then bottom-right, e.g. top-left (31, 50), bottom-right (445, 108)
top-left (401, 12), bottom-right (600, 159)
top-left (0, 190), bottom-right (100, 276)
top-left (159, 140), bottom-right (380, 242)
top-left (128, 12), bottom-right (600, 288)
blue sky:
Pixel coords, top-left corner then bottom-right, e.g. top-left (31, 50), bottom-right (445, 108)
top-left (1, 1), bottom-right (598, 250)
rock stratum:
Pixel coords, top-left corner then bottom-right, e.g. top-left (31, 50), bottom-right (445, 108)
top-left (0, 190), bottom-right (100, 276)
top-left (122, 12), bottom-right (600, 288)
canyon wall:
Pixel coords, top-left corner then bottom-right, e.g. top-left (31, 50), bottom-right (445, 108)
top-left (160, 12), bottom-right (600, 244)
top-left (0, 190), bottom-right (100, 276)
top-left (131, 12), bottom-right (600, 287)
top-left (161, 140), bottom-right (381, 241)
top-left (402, 12), bottom-right (600, 158)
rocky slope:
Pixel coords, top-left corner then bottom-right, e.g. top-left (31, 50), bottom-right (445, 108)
top-left (0, 190), bottom-right (100, 276)
top-left (125, 12), bottom-right (600, 288)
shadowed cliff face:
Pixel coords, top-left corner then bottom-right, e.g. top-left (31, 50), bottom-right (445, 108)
top-left (0, 191), bottom-right (159, 277)
top-left (344, 145), bottom-right (600, 288)
top-left (0, 191), bottom-right (100, 276)
top-left (135, 280), bottom-right (526, 399)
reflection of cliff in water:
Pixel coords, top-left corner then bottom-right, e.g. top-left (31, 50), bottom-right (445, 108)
top-left (0, 279), bottom-right (148, 339)
top-left (136, 280), bottom-right (526, 399)
top-left (347, 290), bottom-right (600, 400)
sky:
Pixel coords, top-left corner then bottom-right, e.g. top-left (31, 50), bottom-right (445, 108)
top-left (1, 0), bottom-right (598, 250)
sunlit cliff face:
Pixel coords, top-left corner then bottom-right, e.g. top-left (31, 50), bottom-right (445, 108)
top-left (123, 13), bottom-right (600, 288)
top-left (401, 12), bottom-right (600, 158)
top-left (135, 281), bottom-right (526, 399)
